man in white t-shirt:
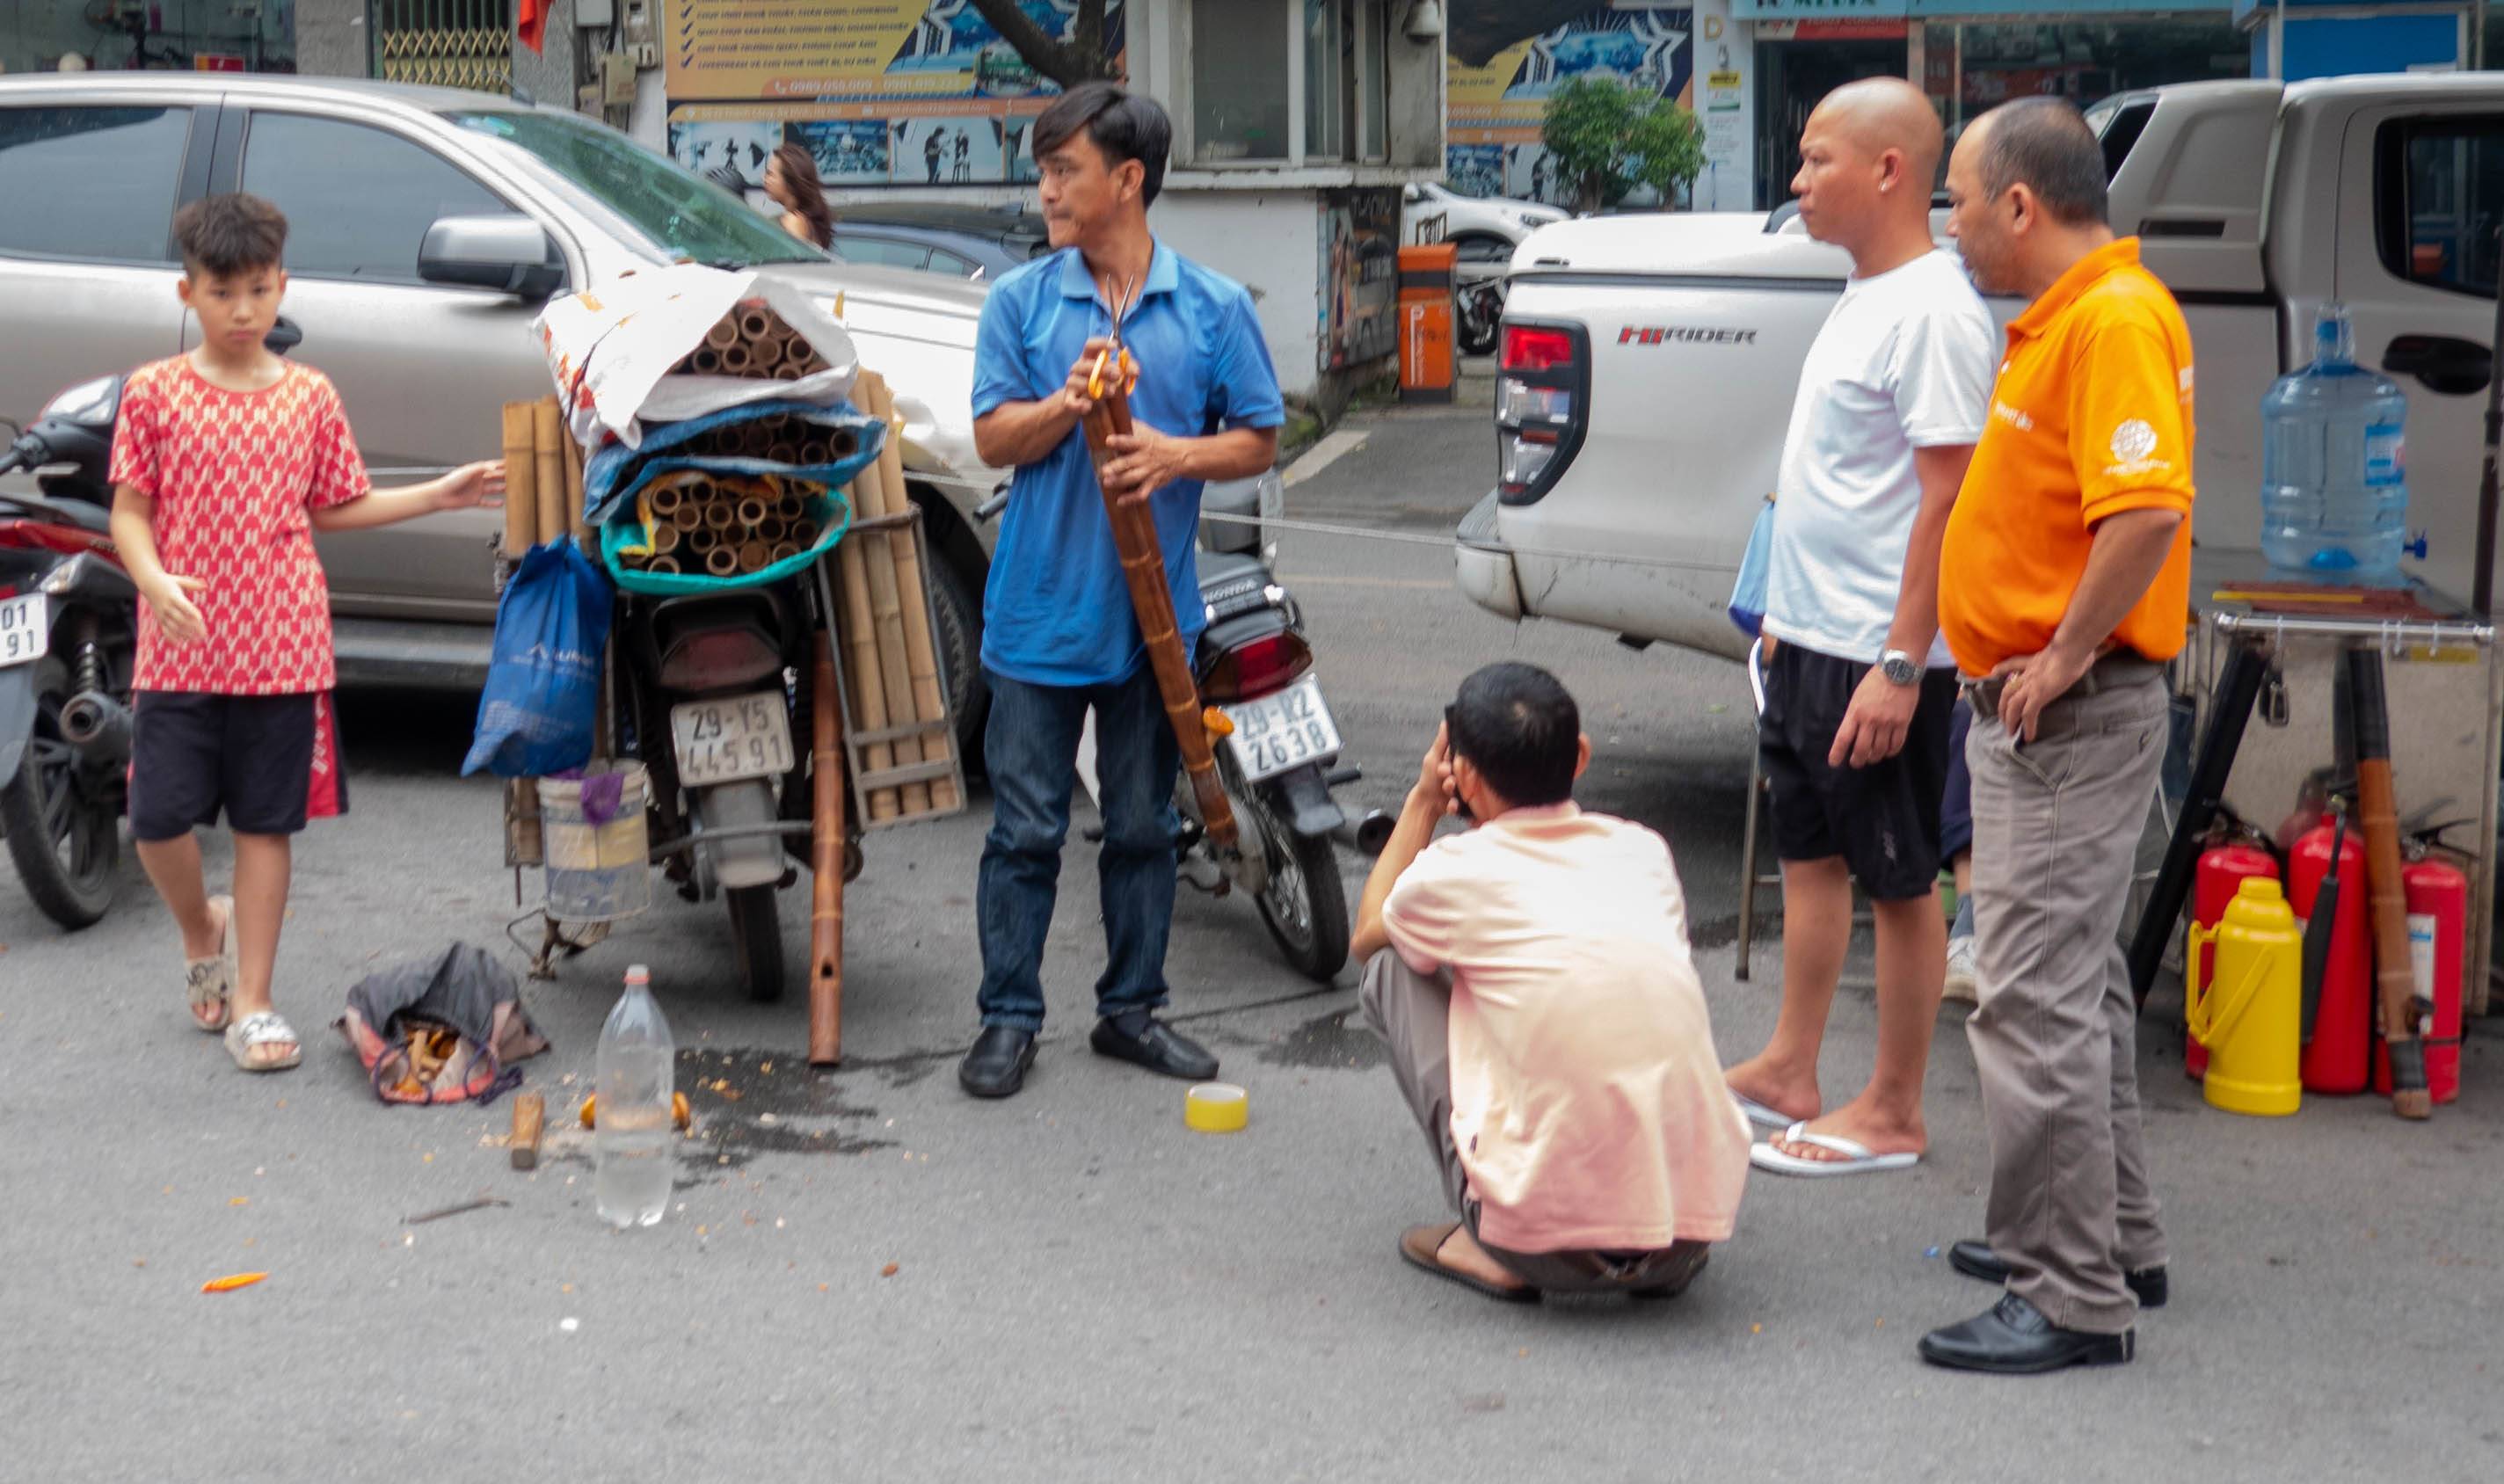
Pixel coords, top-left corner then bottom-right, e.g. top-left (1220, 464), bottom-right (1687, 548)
top-left (1724, 78), bottom-right (1996, 1178)
top-left (1349, 664), bottom-right (1751, 1302)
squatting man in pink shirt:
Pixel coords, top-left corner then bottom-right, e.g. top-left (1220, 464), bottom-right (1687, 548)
top-left (1350, 663), bottom-right (1753, 1302)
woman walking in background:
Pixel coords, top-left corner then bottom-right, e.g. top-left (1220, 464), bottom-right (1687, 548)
top-left (764, 142), bottom-right (833, 250)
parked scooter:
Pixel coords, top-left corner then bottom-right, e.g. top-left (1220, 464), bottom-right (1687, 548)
top-left (1453, 261), bottom-right (1505, 359)
top-left (613, 571), bottom-right (833, 1004)
top-left (979, 472), bottom-right (1388, 981)
top-left (0, 376), bottom-right (136, 927)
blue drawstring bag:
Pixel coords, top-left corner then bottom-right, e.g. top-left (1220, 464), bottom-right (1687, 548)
top-left (462, 537), bottom-right (614, 778)
top-left (1726, 494), bottom-right (1776, 638)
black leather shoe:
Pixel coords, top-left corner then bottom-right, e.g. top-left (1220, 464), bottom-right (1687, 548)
top-left (958, 1026), bottom-right (1037, 1099)
top-left (1947, 1240), bottom-right (2168, 1308)
top-left (1089, 1016), bottom-right (1219, 1080)
top-left (1918, 1293), bottom-right (2135, 1374)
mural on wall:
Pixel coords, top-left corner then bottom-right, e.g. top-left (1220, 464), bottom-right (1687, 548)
top-left (1318, 187), bottom-right (1400, 372)
top-left (1444, 4), bottom-right (1694, 206)
top-left (664, 0), bottom-right (1123, 191)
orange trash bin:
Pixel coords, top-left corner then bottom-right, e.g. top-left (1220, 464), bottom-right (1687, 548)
top-left (1397, 243), bottom-right (1456, 404)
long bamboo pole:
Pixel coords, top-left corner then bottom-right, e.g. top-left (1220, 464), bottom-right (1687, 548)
top-left (531, 398), bottom-right (565, 547)
top-left (1079, 376), bottom-right (1234, 851)
top-left (808, 629), bottom-right (848, 1066)
top-left (499, 403), bottom-right (538, 558)
top-left (861, 374), bottom-right (959, 811)
top-left (834, 490), bottom-right (899, 821)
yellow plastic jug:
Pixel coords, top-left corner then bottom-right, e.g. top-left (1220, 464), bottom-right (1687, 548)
top-left (2184, 877), bottom-right (2303, 1117)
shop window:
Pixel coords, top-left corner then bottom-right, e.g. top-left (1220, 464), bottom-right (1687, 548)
top-left (240, 113), bottom-right (506, 284)
top-left (2378, 117), bottom-right (2504, 300)
top-left (1193, 0), bottom-right (1292, 161)
top-left (0, 105), bottom-right (191, 265)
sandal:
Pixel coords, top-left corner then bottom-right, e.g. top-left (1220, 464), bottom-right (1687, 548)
top-left (1398, 1221), bottom-right (1540, 1305)
top-left (186, 896), bottom-right (237, 1033)
top-left (224, 1010), bottom-right (302, 1073)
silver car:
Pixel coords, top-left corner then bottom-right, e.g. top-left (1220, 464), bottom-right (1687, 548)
top-left (0, 75), bottom-right (1001, 745)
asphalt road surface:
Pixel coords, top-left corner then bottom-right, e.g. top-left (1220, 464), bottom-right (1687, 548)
top-left (4, 392), bottom-right (2497, 1482)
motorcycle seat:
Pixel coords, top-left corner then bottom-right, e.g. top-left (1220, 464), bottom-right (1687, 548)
top-left (1196, 549), bottom-right (1270, 593)
top-left (49, 498), bottom-right (112, 535)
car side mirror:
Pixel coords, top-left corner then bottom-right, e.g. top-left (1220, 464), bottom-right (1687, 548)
top-left (1402, 183), bottom-right (1423, 204)
top-left (264, 316), bottom-right (303, 357)
top-left (419, 215), bottom-right (565, 301)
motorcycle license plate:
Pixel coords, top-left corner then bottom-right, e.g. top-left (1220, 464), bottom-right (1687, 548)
top-left (670, 691), bottom-right (793, 786)
top-left (1222, 675), bottom-right (1341, 782)
top-left (0, 593), bottom-right (46, 668)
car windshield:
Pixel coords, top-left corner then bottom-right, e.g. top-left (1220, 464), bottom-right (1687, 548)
top-left (442, 109), bottom-right (822, 268)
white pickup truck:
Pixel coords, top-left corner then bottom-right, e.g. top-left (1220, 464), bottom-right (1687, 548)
top-left (1455, 75), bottom-right (2504, 661)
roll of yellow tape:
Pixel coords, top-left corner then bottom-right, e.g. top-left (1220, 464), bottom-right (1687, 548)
top-left (1184, 1081), bottom-right (1248, 1133)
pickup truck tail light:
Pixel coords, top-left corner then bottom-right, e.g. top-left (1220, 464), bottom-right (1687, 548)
top-left (1496, 321), bottom-right (1589, 505)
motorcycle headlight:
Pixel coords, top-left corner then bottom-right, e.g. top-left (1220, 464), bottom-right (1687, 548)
top-left (41, 376), bottom-right (119, 428)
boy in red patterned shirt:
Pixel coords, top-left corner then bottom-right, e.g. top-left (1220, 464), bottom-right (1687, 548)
top-left (109, 193), bottom-right (503, 1073)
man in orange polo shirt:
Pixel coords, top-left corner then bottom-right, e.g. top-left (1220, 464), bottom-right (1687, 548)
top-left (1918, 98), bottom-right (2191, 1375)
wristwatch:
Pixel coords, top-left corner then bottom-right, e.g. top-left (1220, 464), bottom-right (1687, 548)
top-left (1877, 648), bottom-right (1920, 687)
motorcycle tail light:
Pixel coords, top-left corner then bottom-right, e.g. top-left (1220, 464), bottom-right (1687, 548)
top-left (658, 626), bottom-right (782, 692)
top-left (1200, 630), bottom-right (1312, 704)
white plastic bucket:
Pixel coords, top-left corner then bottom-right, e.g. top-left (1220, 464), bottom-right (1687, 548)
top-left (538, 762), bottom-right (652, 923)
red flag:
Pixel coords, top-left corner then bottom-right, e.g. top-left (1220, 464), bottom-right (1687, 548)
top-left (518, 0), bottom-right (546, 55)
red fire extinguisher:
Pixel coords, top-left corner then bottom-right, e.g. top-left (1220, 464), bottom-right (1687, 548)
top-left (2377, 843), bottom-right (2467, 1104)
top-left (2188, 840), bottom-right (2278, 1080)
top-left (2289, 816), bottom-right (2370, 1095)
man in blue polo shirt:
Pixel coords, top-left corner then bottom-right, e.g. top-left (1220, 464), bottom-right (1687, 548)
top-left (961, 82), bottom-right (1285, 1099)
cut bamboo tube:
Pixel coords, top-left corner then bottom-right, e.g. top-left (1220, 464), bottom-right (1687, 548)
top-left (734, 496), bottom-right (769, 529)
top-left (690, 347), bottom-right (722, 375)
top-left (565, 435), bottom-right (591, 549)
top-left (833, 490), bottom-right (899, 821)
top-left (704, 546), bottom-right (738, 577)
top-left (718, 343), bottom-right (752, 375)
top-left (731, 539), bottom-right (762, 571)
top-left (649, 482), bottom-right (686, 518)
top-left (703, 500), bottom-right (736, 532)
top-left (667, 501), bottom-right (705, 533)
top-left (807, 631), bottom-right (847, 1066)
top-left (509, 1091), bottom-right (545, 1170)
top-left (738, 305), bottom-right (775, 340)
top-left (650, 521), bottom-right (681, 556)
top-left (792, 518), bottom-right (820, 547)
top-left (798, 440), bottom-right (830, 466)
top-left (863, 374), bottom-right (958, 811)
top-left (740, 422), bottom-right (772, 457)
top-left (755, 516), bottom-right (786, 544)
top-left (771, 541), bottom-right (800, 563)
top-left (500, 403), bottom-right (537, 556)
top-left (830, 429), bottom-right (858, 457)
top-left (532, 398), bottom-right (564, 547)
top-left (704, 316), bottom-right (739, 351)
top-left (648, 555), bottom-right (681, 575)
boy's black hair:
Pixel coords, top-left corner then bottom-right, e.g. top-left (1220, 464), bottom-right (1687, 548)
top-left (1445, 662), bottom-right (1580, 810)
top-left (1976, 97), bottom-right (2107, 228)
top-left (1031, 81), bottom-right (1171, 208)
top-left (173, 193), bottom-right (288, 277)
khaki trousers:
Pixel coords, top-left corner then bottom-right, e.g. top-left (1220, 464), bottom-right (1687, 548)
top-left (1357, 949), bottom-right (1708, 1296)
top-left (1964, 673), bottom-right (2171, 1335)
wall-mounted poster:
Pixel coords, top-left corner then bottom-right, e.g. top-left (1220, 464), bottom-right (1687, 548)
top-left (1319, 187), bottom-right (1399, 372)
top-left (664, 0), bottom-right (1124, 192)
top-left (1445, 4), bottom-right (1695, 207)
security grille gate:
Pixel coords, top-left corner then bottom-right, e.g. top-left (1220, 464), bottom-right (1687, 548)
top-left (370, 0), bottom-right (513, 92)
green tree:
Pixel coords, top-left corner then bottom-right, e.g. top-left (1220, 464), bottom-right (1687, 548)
top-left (1539, 76), bottom-right (1706, 214)
top-left (964, 0), bottom-right (1121, 90)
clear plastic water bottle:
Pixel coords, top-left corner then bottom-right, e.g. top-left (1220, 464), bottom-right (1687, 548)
top-left (2260, 303), bottom-right (2413, 577)
top-left (594, 964), bottom-right (674, 1229)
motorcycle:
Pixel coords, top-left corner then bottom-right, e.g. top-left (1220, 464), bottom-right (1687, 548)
top-left (612, 568), bottom-right (837, 1005)
top-left (982, 471), bottom-right (1389, 982)
top-left (0, 375), bottom-right (137, 928)
top-left (1453, 260), bottom-right (1506, 359)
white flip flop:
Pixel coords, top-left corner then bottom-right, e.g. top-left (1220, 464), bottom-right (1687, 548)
top-left (1750, 1122), bottom-right (1921, 1178)
top-left (1731, 1093), bottom-right (1797, 1131)
top-left (224, 1011), bottom-right (302, 1073)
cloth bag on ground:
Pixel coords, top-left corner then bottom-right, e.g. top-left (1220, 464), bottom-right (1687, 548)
top-left (335, 942), bottom-right (550, 1105)
top-left (462, 536), bottom-right (614, 778)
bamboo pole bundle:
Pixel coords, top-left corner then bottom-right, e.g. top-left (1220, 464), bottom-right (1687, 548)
top-left (832, 490), bottom-right (899, 821)
top-left (844, 384), bottom-right (927, 816)
top-left (861, 373), bottom-right (959, 811)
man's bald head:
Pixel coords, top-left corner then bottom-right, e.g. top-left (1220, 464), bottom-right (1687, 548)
top-left (1807, 76), bottom-right (1946, 186)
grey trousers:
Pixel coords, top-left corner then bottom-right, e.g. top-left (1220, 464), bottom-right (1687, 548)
top-left (1357, 949), bottom-right (1709, 1296)
top-left (1964, 673), bottom-right (2171, 1335)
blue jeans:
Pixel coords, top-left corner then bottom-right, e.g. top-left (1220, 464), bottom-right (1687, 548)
top-left (976, 666), bottom-right (1182, 1032)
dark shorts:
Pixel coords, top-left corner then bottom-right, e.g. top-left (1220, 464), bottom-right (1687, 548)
top-left (1758, 640), bottom-right (1956, 901)
top-left (1940, 696), bottom-right (1974, 863)
top-left (129, 691), bottom-right (325, 842)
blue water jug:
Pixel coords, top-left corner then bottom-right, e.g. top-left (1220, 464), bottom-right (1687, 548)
top-left (2260, 304), bottom-right (2414, 578)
